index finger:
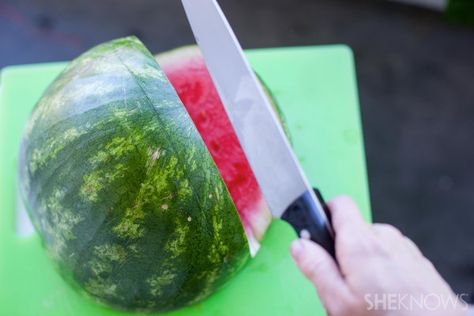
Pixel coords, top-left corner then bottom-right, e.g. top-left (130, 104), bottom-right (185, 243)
top-left (327, 195), bottom-right (367, 234)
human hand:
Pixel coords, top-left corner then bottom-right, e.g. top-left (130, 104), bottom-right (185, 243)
top-left (290, 196), bottom-right (470, 316)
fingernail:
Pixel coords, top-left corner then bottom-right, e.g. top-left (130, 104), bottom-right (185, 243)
top-left (291, 240), bottom-right (303, 258)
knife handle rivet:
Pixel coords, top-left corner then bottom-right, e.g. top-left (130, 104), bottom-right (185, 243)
top-left (300, 229), bottom-right (310, 240)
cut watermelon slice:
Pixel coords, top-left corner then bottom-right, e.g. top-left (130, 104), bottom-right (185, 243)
top-left (157, 46), bottom-right (272, 254)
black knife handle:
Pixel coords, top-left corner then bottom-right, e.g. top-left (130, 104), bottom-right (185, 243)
top-left (281, 188), bottom-right (336, 258)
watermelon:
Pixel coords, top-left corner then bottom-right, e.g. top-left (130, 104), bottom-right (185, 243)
top-left (156, 46), bottom-right (272, 255)
top-left (17, 37), bottom-right (273, 312)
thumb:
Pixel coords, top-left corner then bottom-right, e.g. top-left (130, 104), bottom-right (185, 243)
top-left (291, 239), bottom-right (352, 310)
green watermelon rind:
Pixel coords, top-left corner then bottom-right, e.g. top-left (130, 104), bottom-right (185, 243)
top-left (18, 36), bottom-right (250, 312)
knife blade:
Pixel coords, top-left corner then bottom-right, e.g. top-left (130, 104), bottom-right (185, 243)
top-left (181, 0), bottom-right (335, 256)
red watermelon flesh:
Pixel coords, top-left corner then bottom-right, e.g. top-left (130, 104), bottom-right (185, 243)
top-left (157, 47), bottom-right (272, 254)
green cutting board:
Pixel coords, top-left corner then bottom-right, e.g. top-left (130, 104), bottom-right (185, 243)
top-left (0, 46), bottom-right (371, 316)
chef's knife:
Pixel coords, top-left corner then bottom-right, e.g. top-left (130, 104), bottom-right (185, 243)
top-left (181, 0), bottom-right (335, 257)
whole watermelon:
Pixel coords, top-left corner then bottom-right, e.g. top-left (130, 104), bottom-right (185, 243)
top-left (18, 37), bottom-right (259, 312)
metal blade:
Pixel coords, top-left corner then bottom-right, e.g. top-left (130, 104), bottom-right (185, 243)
top-left (181, 0), bottom-right (315, 217)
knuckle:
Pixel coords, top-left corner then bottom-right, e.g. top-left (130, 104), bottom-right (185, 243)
top-left (374, 223), bottom-right (403, 238)
top-left (338, 228), bottom-right (379, 257)
top-left (383, 224), bottom-right (403, 237)
top-left (337, 228), bottom-right (363, 248)
top-left (421, 256), bottom-right (437, 271)
top-left (404, 237), bottom-right (422, 253)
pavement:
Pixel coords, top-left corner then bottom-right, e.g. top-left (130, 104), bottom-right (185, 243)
top-left (1, 0), bottom-right (473, 302)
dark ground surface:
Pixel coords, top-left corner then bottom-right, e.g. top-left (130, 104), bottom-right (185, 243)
top-left (1, 0), bottom-right (473, 303)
